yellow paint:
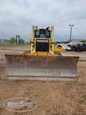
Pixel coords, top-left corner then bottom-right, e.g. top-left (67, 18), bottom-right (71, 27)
top-left (26, 52), bottom-right (59, 56)
top-left (28, 26), bottom-right (65, 57)
top-left (54, 45), bottom-right (66, 52)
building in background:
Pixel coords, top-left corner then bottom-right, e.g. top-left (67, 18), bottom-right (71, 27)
top-left (0, 39), bottom-right (9, 43)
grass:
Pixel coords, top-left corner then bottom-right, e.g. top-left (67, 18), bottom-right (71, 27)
top-left (0, 43), bottom-right (30, 50)
top-left (0, 43), bottom-right (27, 47)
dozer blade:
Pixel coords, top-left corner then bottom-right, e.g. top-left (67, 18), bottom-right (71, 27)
top-left (5, 54), bottom-right (79, 79)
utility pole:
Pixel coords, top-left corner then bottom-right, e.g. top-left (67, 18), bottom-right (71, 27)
top-left (69, 25), bottom-right (74, 42)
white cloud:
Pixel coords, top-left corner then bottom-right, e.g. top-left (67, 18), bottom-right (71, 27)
top-left (0, 0), bottom-right (86, 41)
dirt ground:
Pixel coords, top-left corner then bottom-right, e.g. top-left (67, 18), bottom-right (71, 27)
top-left (0, 46), bottom-right (86, 115)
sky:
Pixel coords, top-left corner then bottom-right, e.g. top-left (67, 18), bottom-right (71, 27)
top-left (0, 0), bottom-right (86, 42)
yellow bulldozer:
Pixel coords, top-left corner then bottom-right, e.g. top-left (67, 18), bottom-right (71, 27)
top-left (5, 26), bottom-right (80, 81)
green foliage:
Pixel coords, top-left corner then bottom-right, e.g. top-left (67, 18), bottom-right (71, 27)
top-left (9, 37), bottom-right (25, 45)
top-left (10, 37), bottom-right (16, 45)
top-left (20, 38), bottom-right (25, 44)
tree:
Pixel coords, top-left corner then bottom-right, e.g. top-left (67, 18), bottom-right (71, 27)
top-left (20, 38), bottom-right (25, 45)
top-left (10, 37), bottom-right (16, 45)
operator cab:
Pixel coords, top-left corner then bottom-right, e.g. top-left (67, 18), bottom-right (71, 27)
top-left (34, 27), bottom-right (51, 38)
top-left (35, 27), bottom-right (51, 52)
